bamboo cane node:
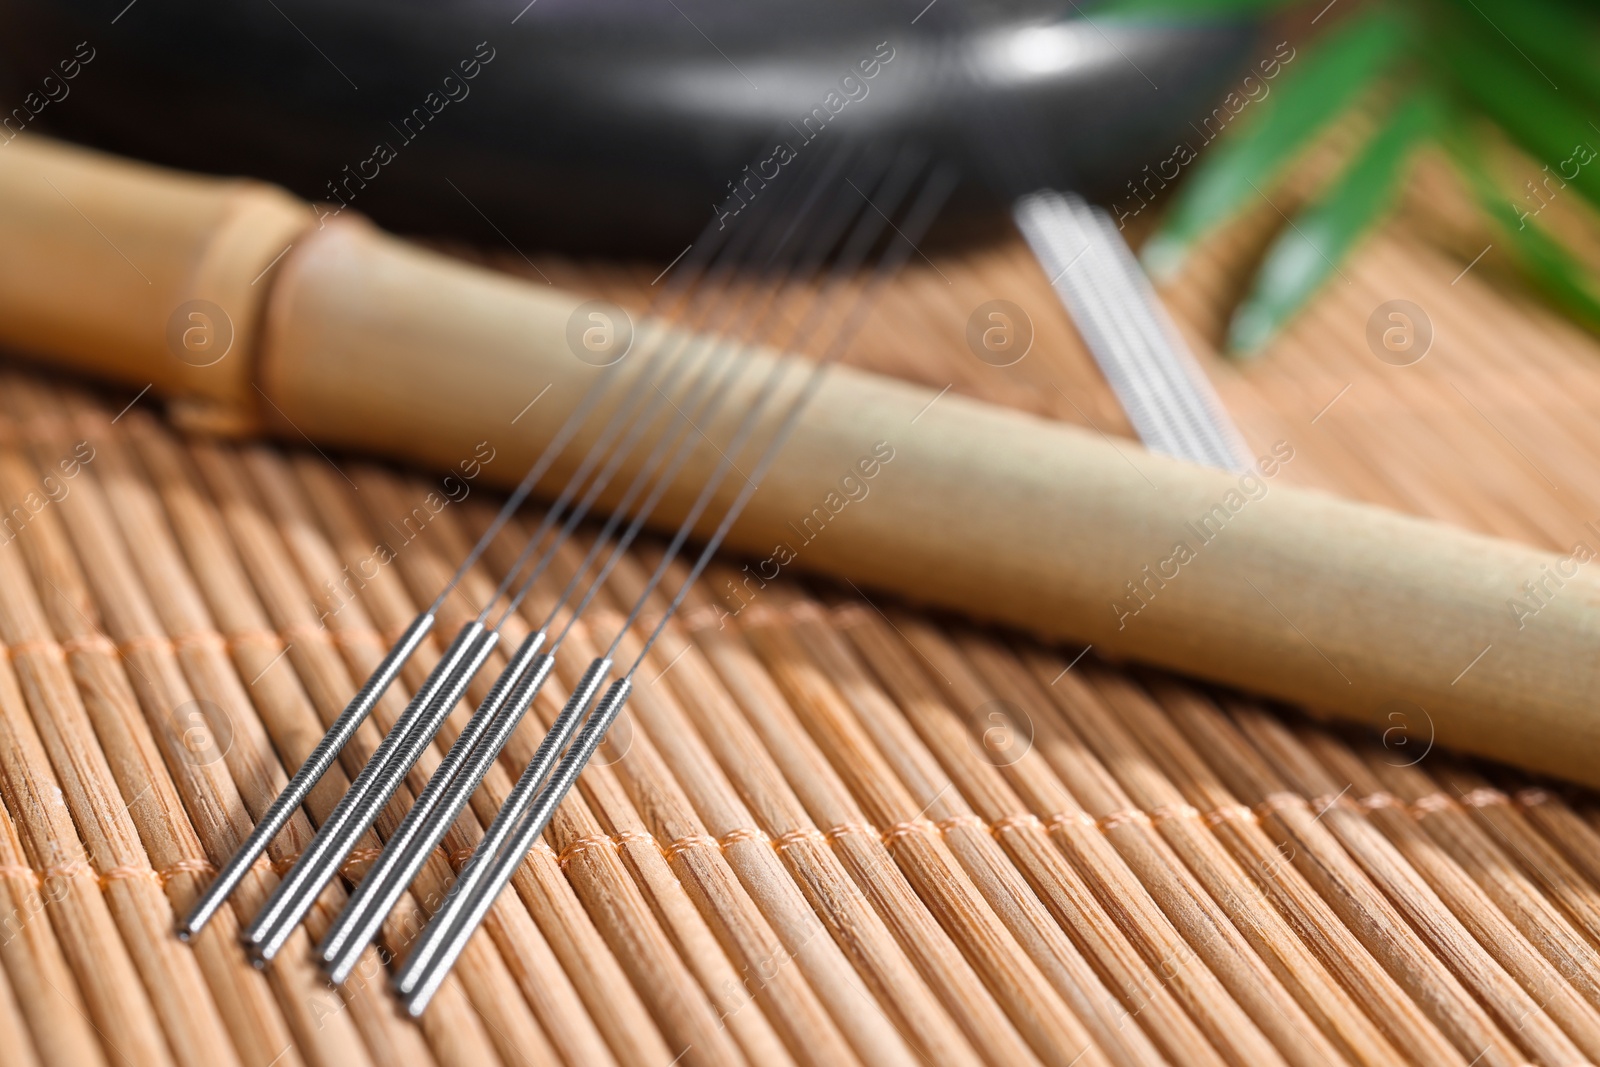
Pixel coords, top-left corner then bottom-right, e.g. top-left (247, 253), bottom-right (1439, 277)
top-left (1458, 787), bottom-right (1510, 808)
top-left (1516, 787), bottom-right (1554, 807)
top-left (1409, 793), bottom-right (1457, 817)
top-left (1148, 804), bottom-right (1202, 824)
top-left (1356, 791), bottom-right (1407, 812)
top-left (1095, 808), bottom-right (1154, 832)
top-left (1307, 792), bottom-right (1356, 816)
top-left (1201, 804), bottom-right (1258, 827)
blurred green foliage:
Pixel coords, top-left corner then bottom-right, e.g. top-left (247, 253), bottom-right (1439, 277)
top-left (1105, 0), bottom-right (1600, 354)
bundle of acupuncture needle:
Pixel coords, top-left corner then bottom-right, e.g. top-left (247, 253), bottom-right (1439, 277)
top-left (180, 138), bottom-right (956, 1011)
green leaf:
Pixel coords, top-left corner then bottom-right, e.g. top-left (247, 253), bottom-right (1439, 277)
top-left (1141, 8), bottom-right (1407, 280)
top-left (1435, 24), bottom-right (1600, 214)
top-left (1442, 112), bottom-right (1600, 332)
top-left (1226, 90), bottom-right (1438, 356)
top-left (1438, 0), bottom-right (1600, 106)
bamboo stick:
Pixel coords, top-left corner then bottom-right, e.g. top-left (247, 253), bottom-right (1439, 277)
top-left (532, 528), bottom-right (1001, 1067)
top-left (0, 554), bottom-right (176, 1067)
top-left (897, 617), bottom-right (1344, 1067)
top-left (480, 526), bottom-right (926, 1067)
top-left (342, 463), bottom-right (781, 1067)
top-left (1228, 700), bottom-right (1577, 1065)
top-left (280, 457), bottom-right (650, 1067)
top-left (747, 613), bottom-right (1100, 1067)
top-left (817, 586), bottom-right (1225, 1067)
top-left (1235, 703), bottom-right (1587, 1062)
top-left (0, 934), bottom-right (42, 1067)
top-left (1432, 761), bottom-right (1600, 959)
top-left (5, 380), bottom-right (333, 1067)
top-left (1032, 655), bottom-right (1465, 1066)
top-left (6, 134), bottom-right (1600, 787)
top-left (118, 408), bottom-right (441, 1067)
top-left (763, 598), bottom-right (1148, 1067)
top-left (1008, 654), bottom-right (1404, 1067)
top-left (184, 445), bottom-right (517, 1067)
top-left (0, 785), bottom-right (112, 1067)
top-left (0, 424), bottom-right (233, 1067)
top-left (1354, 745), bottom-right (1600, 1018)
top-left (1144, 678), bottom-right (1524, 1067)
top-left (665, 581), bottom-right (1075, 1067)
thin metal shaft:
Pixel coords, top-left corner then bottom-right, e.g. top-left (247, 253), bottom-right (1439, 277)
top-left (183, 136), bottom-right (823, 945)
top-left (400, 675), bottom-right (632, 1015)
top-left (401, 153), bottom-right (957, 1013)
top-left (325, 171), bottom-right (856, 979)
top-left (243, 620), bottom-right (499, 962)
top-left (316, 629), bottom-right (552, 978)
top-left (613, 153), bottom-right (948, 664)
top-left (177, 611), bottom-right (436, 939)
top-left (392, 656), bottom-right (614, 996)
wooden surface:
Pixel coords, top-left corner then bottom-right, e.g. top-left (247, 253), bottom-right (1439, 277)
top-left (2, 188), bottom-right (1600, 1067)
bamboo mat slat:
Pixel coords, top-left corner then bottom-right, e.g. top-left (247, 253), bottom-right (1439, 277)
top-left (2, 197), bottom-right (1600, 1067)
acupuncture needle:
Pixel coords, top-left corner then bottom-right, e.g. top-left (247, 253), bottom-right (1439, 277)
top-left (398, 155), bottom-right (956, 1012)
top-left (386, 150), bottom-right (913, 995)
top-left (240, 157), bottom-right (840, 964)
top-left (313, 145), bottom-right (868, 978)
top-left (175, 161), bottom-right (761, 945)
top-left (216, 144), bottom-right (807, 956)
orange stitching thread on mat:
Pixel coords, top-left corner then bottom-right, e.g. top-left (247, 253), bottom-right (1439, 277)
top-left (1410, 793), bottom-right (1456, 817)
top-left (1097, 808), bottom-right (1153, 831)
top-left (936, 813), bottom-right (988, 834)
top-left (1459, 788), bottom-right (1509, 808)
top-left (556, 833), bottom-right (618, 870)
top-left (1202, 804), bottom-right (1257, 827)
top-left (822, 821), bottom-right (880, 845)
top-left (880, 818), bottom-right (937, 847)
top-left (59, 634), bottom-right (116, 657)
top-left (771, 827), bottom-right (828, 852)
top-left (1149, 804), bottom-right (1202, 823)
top-left (717, 826), bottom-right (770, 848)
top-left (662, 833), bottom-right (720, 859)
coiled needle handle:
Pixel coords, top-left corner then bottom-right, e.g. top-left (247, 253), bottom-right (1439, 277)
top-left (178, 611), bottom-right (436, 940)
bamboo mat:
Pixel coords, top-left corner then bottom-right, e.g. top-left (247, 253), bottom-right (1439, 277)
top-left (3, 183), bottom-right (1600, 1067)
